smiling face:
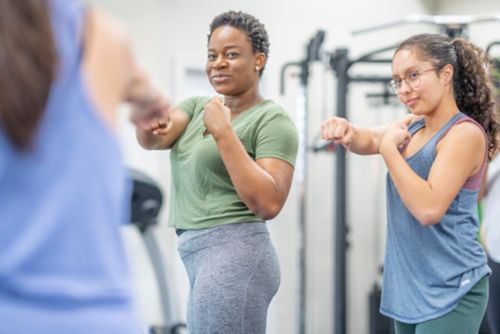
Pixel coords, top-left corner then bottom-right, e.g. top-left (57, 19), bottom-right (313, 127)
top-left (206, 26), bottom-right (265, 97)
top-left (391, 48), bottom-right (453, 116)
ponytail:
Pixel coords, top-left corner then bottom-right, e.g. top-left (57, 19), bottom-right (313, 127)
top-left (0, 0), bottom-right (57, 150)
top-left (452, 38), bottom-right (499, 160)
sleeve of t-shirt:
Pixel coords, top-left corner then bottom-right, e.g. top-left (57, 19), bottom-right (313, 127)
top-left (255, 113), bottom-right (299, 167)
top-left (174, 96), bottom-right (207, 120)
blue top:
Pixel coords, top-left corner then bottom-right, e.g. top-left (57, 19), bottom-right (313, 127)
top-left (380, 112), bottom-right (491, 323)
top-left (0, 1), bottom-right (143, 333)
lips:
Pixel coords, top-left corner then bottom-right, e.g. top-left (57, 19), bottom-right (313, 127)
top-left (211, 74), bottom-right (230, 84)
top-left (405, 98), bottom-right (419, 107)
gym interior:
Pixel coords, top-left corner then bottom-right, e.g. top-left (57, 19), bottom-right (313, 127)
top-left (84, 0), bottom-right (500, 333)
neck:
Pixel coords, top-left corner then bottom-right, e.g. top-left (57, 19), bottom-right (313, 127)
top-left (423, 95), bottom-right (459, 132)
top-left (223, 86), bottom-right (263, 114)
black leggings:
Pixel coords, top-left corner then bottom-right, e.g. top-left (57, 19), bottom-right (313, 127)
top-left (488, 257), bottom-right (500, 334)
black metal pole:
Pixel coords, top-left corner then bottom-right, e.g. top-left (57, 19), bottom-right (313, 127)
top-left (331, 48), bottom-right (350, 334)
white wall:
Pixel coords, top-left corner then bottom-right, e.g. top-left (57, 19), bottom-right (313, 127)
top-left (86, 0), bottom-right (500, 333)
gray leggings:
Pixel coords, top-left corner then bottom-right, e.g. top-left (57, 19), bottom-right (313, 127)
top-left (177, 222), bottom-right (280, 334)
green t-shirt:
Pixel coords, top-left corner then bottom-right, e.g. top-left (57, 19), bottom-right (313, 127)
top-left (168, 96), bottom-right (298, 230)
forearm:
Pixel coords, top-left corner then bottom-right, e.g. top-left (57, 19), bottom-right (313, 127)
top-left (125, 68), bottom-right (157, 106)
top-left (349, 126), bottom-right (386, 155)
top-left (381, 146), bottom-right (443, 225)
top-left (214, 128), bottom-right (287, 220)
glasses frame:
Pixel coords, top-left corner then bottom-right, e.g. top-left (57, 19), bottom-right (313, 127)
top-left (388, 67), bottom-right (439, 94)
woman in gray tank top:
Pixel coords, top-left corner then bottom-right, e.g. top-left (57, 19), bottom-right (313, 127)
top-left (320, 33), bottom-right (499, 334)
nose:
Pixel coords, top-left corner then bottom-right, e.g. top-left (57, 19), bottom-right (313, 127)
top-left (211, 55), bottom-right (228, 69)
top-left (397, 79), bottom-right (412, 95)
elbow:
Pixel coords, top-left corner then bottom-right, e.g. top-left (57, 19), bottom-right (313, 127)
top-left (135, 132), bottom-right (152, 150)
top-left (254, 202), bottom-right (283, 221)
top-left (138, 142), bottom-right (154, 150)
top-left (414, 208), bottom-right (444, 226)
top-left (138, 142), bottom-right (155, 150)
top-left (136, 133), bottom-right (162, 150)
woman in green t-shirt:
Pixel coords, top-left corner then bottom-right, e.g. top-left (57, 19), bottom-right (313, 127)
top-left (136, 11), bottom-right (298, 334)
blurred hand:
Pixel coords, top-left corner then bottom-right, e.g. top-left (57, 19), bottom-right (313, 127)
top-left (129, 92), bottom-right (171, 134)
top-left (320, 116), bottom-right (353, 149)
top-left (125, 63), bottom-right (171, 131)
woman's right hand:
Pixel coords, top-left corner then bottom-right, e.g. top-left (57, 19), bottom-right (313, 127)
top-left (320, 117), bottom-right (354, 148)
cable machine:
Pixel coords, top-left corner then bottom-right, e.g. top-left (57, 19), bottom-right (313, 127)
top-left (327, 45), bottom-right (394, 334)
top-left (280, 30), bottom-right (326, 334)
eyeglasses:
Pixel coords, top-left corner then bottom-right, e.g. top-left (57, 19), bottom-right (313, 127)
top-left (388, 68), bottom-right (439, 94)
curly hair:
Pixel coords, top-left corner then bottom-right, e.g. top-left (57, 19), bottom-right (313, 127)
top-left (396, 33), bottom-right (499, 160)
top-left (208, 11), bottom-right (270, 76)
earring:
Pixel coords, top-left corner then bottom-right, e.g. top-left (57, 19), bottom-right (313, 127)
top-left (255, 66), bottom-right (260, 72)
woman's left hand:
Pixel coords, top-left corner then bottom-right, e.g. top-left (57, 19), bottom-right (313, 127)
top-left (203, 97), bottom-right (231, 137)
top-left (379, 114), bottom-right (416, 154)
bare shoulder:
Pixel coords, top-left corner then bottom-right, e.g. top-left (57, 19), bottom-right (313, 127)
top-left (437, 120), bottom-right (486, 173)
top-left (444, 121), bottom-right (485, 147)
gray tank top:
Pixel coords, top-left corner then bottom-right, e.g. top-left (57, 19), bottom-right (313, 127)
top-left (380, 112), bottom-right (491, 323)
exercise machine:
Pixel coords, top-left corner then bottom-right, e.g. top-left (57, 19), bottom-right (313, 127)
top-left (280, 30), bottom-right (326, 334)
top-left (128, 169), bottom-right (187, 334)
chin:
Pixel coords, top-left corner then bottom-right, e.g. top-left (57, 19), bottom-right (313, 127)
top-left (408, 107), bottom-right (425, 116)
top-left (211, 86), bottom-right (231, 96)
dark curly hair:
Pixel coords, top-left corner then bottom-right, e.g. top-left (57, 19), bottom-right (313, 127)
top-left (208, 11), bottom-right (270, 76)
top-left (396, 33), bottom-right (499, 160)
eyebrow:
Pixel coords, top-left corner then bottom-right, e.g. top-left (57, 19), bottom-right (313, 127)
top-left (392, 67), bottom-right (420, 78)
top-left (207, 45), bottom-right (242, 52)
